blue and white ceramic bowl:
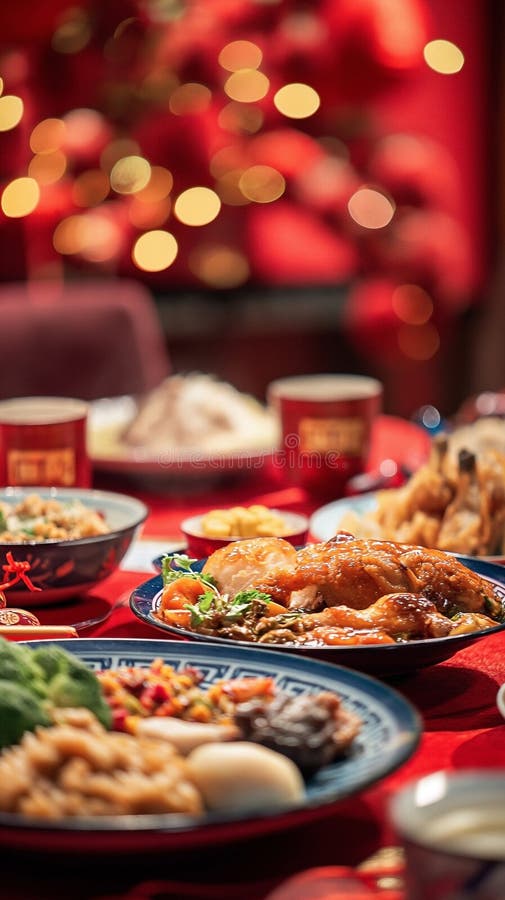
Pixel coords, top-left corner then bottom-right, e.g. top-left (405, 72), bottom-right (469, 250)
top-left (0, 637), bottom-right (421, 853)
top-left (132, 554), bottom-right (505, 677)
top-left (0, 486), bottom-right (147, 605)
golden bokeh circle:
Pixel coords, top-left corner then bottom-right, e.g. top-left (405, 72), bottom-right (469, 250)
top-left (273, 83), bottom-right (320, 119)
top-left (132, 230), bottom-right (178, 271)
top-left (239, 166), bottom-right (286, 203)
top-left (424, 39), bottom-right (464, 74)
top-left (30, 118), bottom-right (66, 153)
top-left (224, 69), bottom-right (270, 103)
top-left (174, 187), bottom-right (221, 226)
top-left (218, 41), bottom-right (263, 72)
top-left (348, 187), bottom-right (395, 229)
top-left (0, 95), bottom-right (24, 132)
top-left (110, 156), bottom-right (151, 194)
top-left (1, 177), bottom-right (40, 217)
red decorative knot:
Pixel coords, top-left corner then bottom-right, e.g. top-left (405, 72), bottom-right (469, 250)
top-left (0, 552), bottom-right (42, 593)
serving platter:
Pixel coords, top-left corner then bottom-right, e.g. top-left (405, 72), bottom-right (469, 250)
top-left (130, 557), bottom-right (505, 677)
top-left (0, 638), bottom-right (420, 853)
top-left (309, 492), bottom-right (505, 564)
top-left (87, 395), bottom-right (279, 480)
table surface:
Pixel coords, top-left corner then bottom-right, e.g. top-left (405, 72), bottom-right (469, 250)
top-left (4, 420), bottom-right (505, 900)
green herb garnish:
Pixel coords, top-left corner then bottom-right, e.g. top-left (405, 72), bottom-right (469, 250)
top-left (184, 588), bottom-right (273, 629)
top-left (161, 553), bottom-right (217, 590)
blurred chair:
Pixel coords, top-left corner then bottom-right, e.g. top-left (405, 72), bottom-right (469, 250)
top-left (0, 279), bottom-right (171, 400)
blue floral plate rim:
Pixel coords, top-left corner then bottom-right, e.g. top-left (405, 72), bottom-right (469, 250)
top-left (7, 637), bottom-right (421, 836)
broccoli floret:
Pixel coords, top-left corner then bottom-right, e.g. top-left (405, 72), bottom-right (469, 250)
top-left (0, 638), bottom-right (47, 697)
top-left (31, 645), bottom-right (73, 682)
top-left (47, 657), bottom-right (112, 729)
top-left (0, 680), bottom-right (51, 749)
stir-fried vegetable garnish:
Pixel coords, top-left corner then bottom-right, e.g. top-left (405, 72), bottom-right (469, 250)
top-left (185, 589), bottom-right (274, 629)
top-left (158, 553), bottom-right (282, 632)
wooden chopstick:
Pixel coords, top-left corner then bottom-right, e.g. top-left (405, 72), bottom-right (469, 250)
top-left (0, 625), bottom-right (78, 640)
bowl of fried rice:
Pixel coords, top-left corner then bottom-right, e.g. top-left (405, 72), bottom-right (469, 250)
top-left (0, 486), bottom-right (147, 605)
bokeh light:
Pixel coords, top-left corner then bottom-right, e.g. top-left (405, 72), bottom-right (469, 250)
top-left (52, 8), bottom-right (92, 54)
top-left (424, 40), bottom-right (464, 74)
top-left (398, 323), bottom-right (440, 360)
top-left (135, 166), bottom-right (173, 203)
top-left (53, 215), bottom-right (88, 254)
top-left (218, 102), bottom-right (263, 134)
top-left (174, 187), bottom-right (221, 225)
top-left (169, 83), bottom-right (212, 115)
top-left (219, 41), bottom-right (263, 72)
top-left (72, 170), bottom-right (110, 207)
top-left (30, 118), bottom-right (66, 153)
top-left (392, 284), bottom-right (433, 325)
top-left (224, 69), bottom-right (270, 103)
top-left (0, 95), bottom-right (23, 132)
top-left (128, 196), bottom-right (172, 228)
top-left (210, 146), bottom-right (246, 178)
top-left (189, 244), bottom-right (250, 287)
top-left (146, 0), bottom-right (186, 23)
top-left (53, 213), bottom-right (122, 261)
top-left (132, 230), bottom-right (178, 271)
top-left (348, 187), bottom-right (395, 229)
top-left (274, 83), bottom-right (320, 118)
top-left (100, 139), bottom-right (140, 172)
top-left (239, 165), bottom-right (286, 203)
top-left (79, 213), bottom-right (123, 263)
top-left (110, 156), bottom-right (151, 194)
top-left (215, 170), bottom-right (250, 206)
top-left (1, 178), bottom-right (40, 217)
top-left (63, 108), bottom-right (108, 155)
top-left (29, 151), bottom-right (67, 185)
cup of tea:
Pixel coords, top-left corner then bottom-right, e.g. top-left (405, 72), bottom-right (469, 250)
top-left (267, 374), bottom-right (383, 498)
top-left (390, 769), bottom-right (505, 899)
top-left (0, 396), bottom-right (91, 488)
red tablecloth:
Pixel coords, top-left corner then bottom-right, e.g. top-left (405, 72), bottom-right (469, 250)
top-left (4, 425), bottom-right (505, 900)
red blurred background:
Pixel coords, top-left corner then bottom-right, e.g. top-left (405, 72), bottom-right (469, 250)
top-left (0, 0), bottom-right (500, 417)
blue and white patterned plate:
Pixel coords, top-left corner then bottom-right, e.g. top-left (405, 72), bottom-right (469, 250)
top-left (0, 638), bottom-right (420, 853)
top-left (131, 557), bottom-right (505, 676)
top-left (310, 491), bottom-right (505, 563)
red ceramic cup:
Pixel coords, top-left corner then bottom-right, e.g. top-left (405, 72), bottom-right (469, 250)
top-left (268, 374), bottom-right (383, 499)
top-left (0, 396), bottom-right (91, 488)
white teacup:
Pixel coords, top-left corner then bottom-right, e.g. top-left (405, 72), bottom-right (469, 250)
top-left (390, 770), bottom-right (505, 899)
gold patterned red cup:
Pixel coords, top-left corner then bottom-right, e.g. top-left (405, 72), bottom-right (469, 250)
top-left (0, 396), bottom-right (91, 488)
top-left (267, 374), bottom-right (383, 498)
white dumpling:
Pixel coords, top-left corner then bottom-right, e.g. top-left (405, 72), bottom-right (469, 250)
top-left (186, 741), bottom-right (305, 813)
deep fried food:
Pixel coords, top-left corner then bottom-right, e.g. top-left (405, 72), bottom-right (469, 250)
top-left (339, 428), bottom-right (505, 557)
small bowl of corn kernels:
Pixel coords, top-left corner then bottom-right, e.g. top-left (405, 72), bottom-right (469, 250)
top-left (179, 505), bottom-right (309, 557)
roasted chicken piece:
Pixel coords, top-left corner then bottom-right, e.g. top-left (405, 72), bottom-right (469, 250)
top-left (249, 535), bottom-right (503, 618)
top-left (202, 537), bottom-right (296, 599)
top-left (303, 593), bottom-right (454, 639)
